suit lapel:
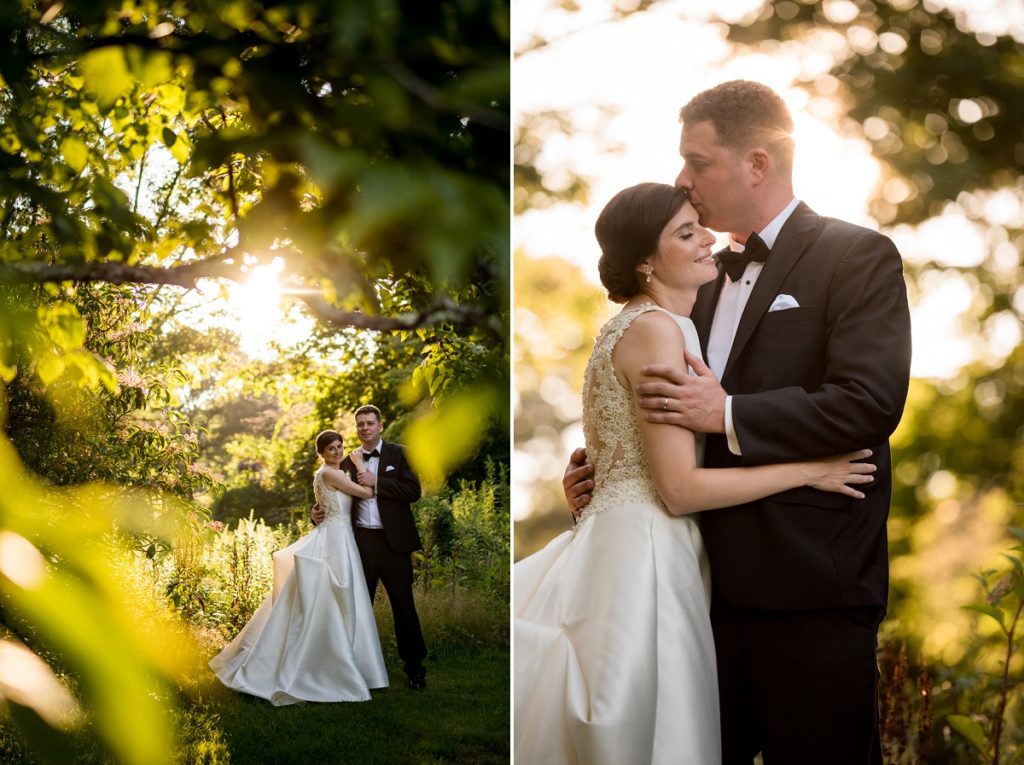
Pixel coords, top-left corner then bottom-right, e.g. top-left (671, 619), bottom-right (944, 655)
top-left (722, 202), bottom-right (821, 383)
top-left (376, 440), bottom-right (391, 473)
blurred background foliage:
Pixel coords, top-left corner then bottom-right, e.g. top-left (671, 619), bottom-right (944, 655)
top-left (515, 0), bottom-right (1024, 760)
top-left (0, 0), bottom-right (508, 762)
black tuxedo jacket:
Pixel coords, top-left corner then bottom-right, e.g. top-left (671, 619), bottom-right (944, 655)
top-left (692, 202), bottom-right (911, 611)
top-left (341, 440), bottom-right (423, 553)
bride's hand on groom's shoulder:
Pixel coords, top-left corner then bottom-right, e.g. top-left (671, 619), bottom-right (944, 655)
top-left (563, 447), bottom-right (594, 521)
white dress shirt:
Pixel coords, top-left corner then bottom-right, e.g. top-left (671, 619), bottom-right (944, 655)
top-left (353, 439), bottom-right (383, 528)
top-left (708, 197), bottom-right (800, 455)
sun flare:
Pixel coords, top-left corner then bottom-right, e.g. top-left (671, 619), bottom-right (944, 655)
top-left (226, 258), bottom-right (286, 358)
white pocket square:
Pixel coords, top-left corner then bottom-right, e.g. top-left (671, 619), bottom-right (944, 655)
top-left (768, 294), bottom-right (800, 312)
top-left (385, 465), bottom-right (396, 472)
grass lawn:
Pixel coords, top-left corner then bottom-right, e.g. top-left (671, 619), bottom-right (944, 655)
top-left (185, 647), bottom-right (509, 765)
top-left (0, 646), bottom-right (509, 765)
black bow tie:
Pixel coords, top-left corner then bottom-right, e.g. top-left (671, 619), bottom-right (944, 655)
top-left (718, 232), bottom-right (770, 282)
top-left (361, 449), bottom-right (379, 460)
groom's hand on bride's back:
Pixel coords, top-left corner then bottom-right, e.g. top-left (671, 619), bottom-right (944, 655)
top-left (310, 503), bottom-right (325, 525)
top-left (563, 447), bottom-right (594, 521)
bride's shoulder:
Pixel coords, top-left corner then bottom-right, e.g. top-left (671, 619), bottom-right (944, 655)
top-left (621, 307), bottom-right (686, 344)
top-left (318, 465), bottom-right (347, 484)
top-left (611, 307), bottom-right (687, 370)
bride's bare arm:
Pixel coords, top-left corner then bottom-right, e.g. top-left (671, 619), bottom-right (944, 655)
top-left (321, 466), bottom-right (373, 498)
top-left (613, 312), bottom-right (875, 516)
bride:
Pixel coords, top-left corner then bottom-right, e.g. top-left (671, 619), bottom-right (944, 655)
top-left (513, 183), bottom-right (875, 763)
top-left (210, 430), bottom-right (388, 704)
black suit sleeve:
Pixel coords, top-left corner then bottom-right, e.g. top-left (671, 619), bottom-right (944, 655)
top-left (732, 229), bottom-right (911, 463)
top-left (376, 445), bottom-right (422, 503)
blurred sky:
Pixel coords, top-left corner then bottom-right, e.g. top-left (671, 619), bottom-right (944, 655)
top-left (512, 0), bottom-right (1024, 520)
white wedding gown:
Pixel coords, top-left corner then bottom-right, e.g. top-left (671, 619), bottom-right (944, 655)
top-left (514, 304), bottom-right (721, 764)
top-left (209, 467), bottom-right (388, 704)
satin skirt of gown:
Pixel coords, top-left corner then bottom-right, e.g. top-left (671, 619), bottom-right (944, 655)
top-left (210, 468), bottom-right (388, 704)
top-left (514, 304), bottom-right (721, 764)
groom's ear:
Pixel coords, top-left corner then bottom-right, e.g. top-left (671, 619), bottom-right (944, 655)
top-left (746, 147), bottom-right (770, 183)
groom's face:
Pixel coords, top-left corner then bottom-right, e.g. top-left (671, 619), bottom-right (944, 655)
top-left (356, 413), bottom-right (383, 447)
top-left (675, 120), bottom-right (752, 237)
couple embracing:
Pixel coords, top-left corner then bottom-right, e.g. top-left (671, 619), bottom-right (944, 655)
top-left (515, 81), bottom-right (912, 763)
top-left (210, 405), bottom-right (428, 704)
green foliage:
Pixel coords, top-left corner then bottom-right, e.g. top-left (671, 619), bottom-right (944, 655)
top-left (3, 283), bottom-right (213, 499)
top-left (0, 0), bottom-right (510, 486)
top-left (728, 0), bottom-right (1024, 226)
top-left (513, 250), bottom-right (606, 557)
top-left (0, 440), bottom-right (201, 765)
top-left (416, 460), bottom-right (510, 603)
top-left (937, 535), bottom-right (1024, 763)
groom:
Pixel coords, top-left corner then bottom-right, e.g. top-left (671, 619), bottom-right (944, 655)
top-left (565, 81), bottom-right (911, 763)
top-left (313, 405), bottom-right (428, 690)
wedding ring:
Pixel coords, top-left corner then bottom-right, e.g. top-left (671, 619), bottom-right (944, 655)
top-left (663, 397), bottom-right (668, 411)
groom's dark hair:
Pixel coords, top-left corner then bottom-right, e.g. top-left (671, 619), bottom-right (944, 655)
top-left (680, 80), bottom-right (795, 174)
top-left (354, 404), bottom-right (382, 422)
top-left (596, 183), bottom-right (690, 303)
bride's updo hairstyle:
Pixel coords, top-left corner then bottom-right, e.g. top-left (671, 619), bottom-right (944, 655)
top-left (596, 183), bottom-right (690, 303)
top-left (315, 430), bottom-right (343, 455)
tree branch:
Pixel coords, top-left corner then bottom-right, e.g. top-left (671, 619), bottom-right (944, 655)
top-left (298, 294), bottom-right (502, 337)
top-left (0, 260), bottom-right (504, 337)
top-left (382, 59), bottom-right (507, 132)
top-left (0, 258), bottom-right (237, 289)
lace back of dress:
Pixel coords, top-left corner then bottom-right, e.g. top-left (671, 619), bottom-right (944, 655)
top-left (581, 306), bottom-right (662, 511)
top-left (314, 469), bottom-right (351, 521)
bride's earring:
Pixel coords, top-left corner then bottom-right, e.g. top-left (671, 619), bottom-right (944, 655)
top-left (645, 268), bottom-right (653, 284)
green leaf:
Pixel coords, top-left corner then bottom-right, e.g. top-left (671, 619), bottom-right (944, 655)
top-left (59, 136), bottom-right (88, 173)
top-left (962, 604), bottom-right (1006, 630)
top-left (406, 388), bottom-right (496, 493)
top-left (947, 715), bottom-right (988, 754)
top-left (161, 127), bottom-right (177, 148)
top-left (138, 51), bottom-right (173, 89)
top-left (219, 1), bottom-right (253, 30)
top-left (1002, 553), bottom-right (1024, 579)
top-left (169, 131), bottom-right (191, 165)
top-left (155, 84), bottom-right (185, 115)
top-left (35, 355), bottom-right (65, 384)
top-left (78, 48), bottom-right (134, 112)
top-left (0, 358), bottom-right (16, 383)
top-left (39, 303), bottom-right (87, 351)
